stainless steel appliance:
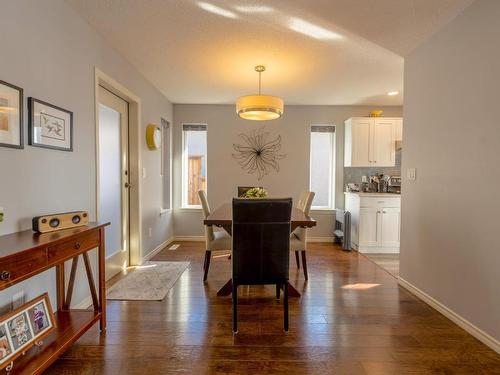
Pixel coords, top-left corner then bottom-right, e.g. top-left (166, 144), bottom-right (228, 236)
top-left (388, 176), bottom-right (401, 194)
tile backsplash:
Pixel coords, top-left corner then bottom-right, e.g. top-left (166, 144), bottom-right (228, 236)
top-left (344, 150), bottom-right (401, 189)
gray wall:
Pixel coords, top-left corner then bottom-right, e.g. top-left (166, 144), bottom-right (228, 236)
top-left (0, 0), bottom-right (173, 310)
top-left (173, 104), bottom-right (403, 238)
top-left (402, 0), bottom-right (500, 342)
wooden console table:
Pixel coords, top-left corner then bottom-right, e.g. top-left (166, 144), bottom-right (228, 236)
top-left (0, 222), bottom-right (109, 374)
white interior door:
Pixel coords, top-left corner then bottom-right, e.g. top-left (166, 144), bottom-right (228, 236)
top-left (98, 86), bottom-right (129, 280)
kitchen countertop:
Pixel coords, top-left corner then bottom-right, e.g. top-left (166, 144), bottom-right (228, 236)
top-left (344, 192), bottom-right (401, 197)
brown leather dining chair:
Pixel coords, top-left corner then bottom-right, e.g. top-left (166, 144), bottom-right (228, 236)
top-left (231, 198), bottom-right (292, 333)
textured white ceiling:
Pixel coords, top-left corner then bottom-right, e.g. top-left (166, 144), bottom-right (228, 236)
top-left (66, 0), bottom-right (474, 105)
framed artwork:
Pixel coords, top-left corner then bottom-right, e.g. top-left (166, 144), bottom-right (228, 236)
top-left (0, 80), bottom-right (24, 149)
top-left (28, 97), bottom-right (73, 151)
top-left (0, 293), bottom-right (56, 371)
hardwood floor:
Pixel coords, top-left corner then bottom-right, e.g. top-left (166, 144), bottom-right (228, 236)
top-left (363, 253), bottom-right (400, 277)
top-left (47, 242), bottom-right (500, 374)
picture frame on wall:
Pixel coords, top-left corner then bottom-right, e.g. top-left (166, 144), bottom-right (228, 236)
top-left (0, 80), bottom-right (24, 149)
top-left (0, 293), bottom-right (56, 371)
top-left (28, 97), bottom-right (73, 151)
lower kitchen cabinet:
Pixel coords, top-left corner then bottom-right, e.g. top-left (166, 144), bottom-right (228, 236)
top-left (345, 192), bottom-right (401, 253)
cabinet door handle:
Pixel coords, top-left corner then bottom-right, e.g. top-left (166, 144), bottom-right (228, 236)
top-left (0, 271), bottom-right (11, 281)
top-left (74, 242), bottom-right (81, 250)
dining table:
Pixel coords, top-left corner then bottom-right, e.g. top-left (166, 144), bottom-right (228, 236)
top-left (204, 202), bottom-right (317, 297)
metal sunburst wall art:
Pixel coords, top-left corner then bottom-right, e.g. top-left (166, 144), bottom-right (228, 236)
top-left (232, 127), bottom-right (286, 180)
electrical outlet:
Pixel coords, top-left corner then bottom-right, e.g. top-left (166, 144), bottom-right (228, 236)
top-left (12, 291), bottom-right (25, 310)
top-left (148, 227), bottom-right (152, 237)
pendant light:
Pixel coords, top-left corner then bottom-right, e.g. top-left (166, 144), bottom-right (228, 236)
top-left (236, 65), bottom-right (284, 121)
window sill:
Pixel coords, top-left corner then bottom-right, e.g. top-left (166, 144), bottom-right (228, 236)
top-left (310, 208), bottom-right (336, 213)
top-left (176, 207), bottom-right (202, 213)
top-left (160, 208), bottom-right (172, 216)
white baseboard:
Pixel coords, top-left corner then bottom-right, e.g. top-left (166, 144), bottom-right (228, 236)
top-left (307, 236), bottom-right (334, 243)
top-left (173, 235), bottom-right (205, 242)
top-left (141, 236), bottom-right (176, 264)
top-left (73, 295), bottom-right (93, 310)
top-left (359, 247), bottom-right (399, 254)
top-left (398, 277), bottom-right (500, 354)
top-left (171, 236), bottom-right (334, 243)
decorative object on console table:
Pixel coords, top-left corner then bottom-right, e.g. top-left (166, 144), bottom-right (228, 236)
top-left (0, 293), bottom-right (56, 372)
top-left (0, 80), bottom-right (23, 149)
top-left (28, 97), bottom-right (73, 151)
top-left (0, 222), bottom-right (109, 375)
top-left (32, 211), bottom-right (89, 233)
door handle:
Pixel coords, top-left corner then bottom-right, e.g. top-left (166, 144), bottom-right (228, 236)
top-left (125, 182), bottom-right (132, 188)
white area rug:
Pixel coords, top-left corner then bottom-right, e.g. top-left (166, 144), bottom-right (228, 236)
top-left (106, 261), bottom-right (190, 301)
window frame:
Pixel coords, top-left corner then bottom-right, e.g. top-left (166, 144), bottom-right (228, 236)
top-left (160, 118), bottom-right (172, 214)
top-left (309, 125), bottom-right (336, 210)
top-left (181, 123), bottom-right (208, 209)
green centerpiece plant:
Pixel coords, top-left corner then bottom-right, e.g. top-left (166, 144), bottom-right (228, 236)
top-left (243, 187), bottom-right (268, 198)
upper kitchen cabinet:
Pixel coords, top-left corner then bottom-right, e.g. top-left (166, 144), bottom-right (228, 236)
top-left (344, 117), bottom-right (403, 167)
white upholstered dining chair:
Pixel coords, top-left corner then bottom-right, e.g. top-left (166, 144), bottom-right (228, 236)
top-left (290, 191), bottom-right (315, 280)
top-left (198, 190), bottom-right (231, 282)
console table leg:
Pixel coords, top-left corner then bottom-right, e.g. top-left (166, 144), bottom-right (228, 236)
top-left (64, 256), bottom-right (79, 310)
top-left (98, 228), bottom-right (107, 332)
top-left (56, 264), bottom-right (65, 311)
top-left (82, 252), bottom-right (99, 310)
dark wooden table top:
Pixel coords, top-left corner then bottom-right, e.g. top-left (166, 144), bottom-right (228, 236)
top-left (204, 203), bottom-right (316, 229)
top-left (0, 222), bottom-right (110, 258)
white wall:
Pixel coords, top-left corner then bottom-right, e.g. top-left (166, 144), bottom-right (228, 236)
top-left (0, 0), bottom-right (173, 310)
top-left (173, 104), bottom-right (402, 238)
top-left (401, 0), bottom-right (500, 344)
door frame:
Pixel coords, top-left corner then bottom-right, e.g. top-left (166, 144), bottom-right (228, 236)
top-left (94, 67), bottom-right (142, 268)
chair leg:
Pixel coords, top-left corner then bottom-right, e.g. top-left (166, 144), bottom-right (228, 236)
top-left (301, 250), bottom-right (308, 281)
top-left (203, 251), bottom-right (211, 282)
top-left (284, 282), bottom-right (289, 332)
top-left (232, 284), bottom-right (238, 333)
top-left (294, 251), bottom-right (300, 269)
top-left (276, 284), bottom-right (281, 300)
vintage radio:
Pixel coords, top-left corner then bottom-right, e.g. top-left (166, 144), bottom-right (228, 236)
top-left (32, 211), bottom-right (89, 233)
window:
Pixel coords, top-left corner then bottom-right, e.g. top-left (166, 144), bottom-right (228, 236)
top-left (309, 125), bottom-right (335, 209)
top-left (182, 124), bottom-right (207, 207)
top-left (161, 118), bottom-right (171, 210)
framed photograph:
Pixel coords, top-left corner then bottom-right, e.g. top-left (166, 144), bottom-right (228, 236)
top-left (27, 299), bottom-right (53, 337)
top-left (0, 80), bottom-right (24, 149)
top-left (7, 312), bottom-right (33, 352)
top-left (28, 97), bottom-right (73, 151)
top-left (0, 293), bottom-right (56, 370)
top-left (0, 325), bottom-right (12, 362)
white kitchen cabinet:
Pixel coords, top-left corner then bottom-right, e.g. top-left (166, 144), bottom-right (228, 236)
top-left (379, 207), bottom-right (400, 247)
top-left (344, 117), bottom-right (402, 167)
top-left (359, 207), bottom-right (379, 246)
top-left (345, 193), bottom-right (401, 253)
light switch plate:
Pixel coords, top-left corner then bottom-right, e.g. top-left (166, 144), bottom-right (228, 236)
top-left (142, 167), bottom-right (147, 179)
top-left (407, 168), bottom-right (417, 181)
